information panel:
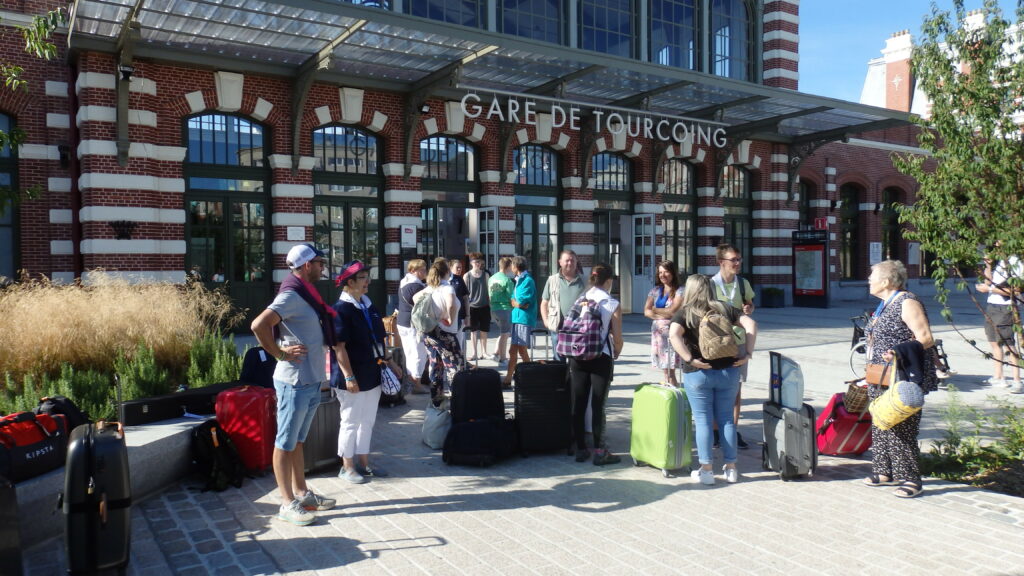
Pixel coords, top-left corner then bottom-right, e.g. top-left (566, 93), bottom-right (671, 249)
top-left (792, 230), bottom-right (829, 308)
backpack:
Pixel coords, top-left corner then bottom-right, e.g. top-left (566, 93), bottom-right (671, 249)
top-left (555, 297), bottom-right (606, 361)
top-left (190, 419), bottom-right (245, 492)
top-left (698, 308), bottom-right (740, 360)
top-left (411, 287), bottom-right (438, 334)
top-left (36, 395), bottom-right (91, 433)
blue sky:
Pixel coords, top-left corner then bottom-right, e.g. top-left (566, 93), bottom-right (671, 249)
top-left (799, 0), bottom-right (1020, 103)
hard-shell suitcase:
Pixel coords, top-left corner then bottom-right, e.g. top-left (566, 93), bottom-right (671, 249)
top-left (239, 346), bottom-right (277, 388)
top-left (450, 367), bottom-right (505, 424)
top-left (0, 474), bottom-right (21, 576)
top-left (816, 392), bottom-right (872, 456)
top-left (303, 388), bottom-right (340, 473)
top-left (762, 401), bottom-right (817, 480)
top-left (63, 421), bottom-right (131, 574)
top-left (512, 361), bottom-right (572, 455)
top-left (121, 381), bottom-right (240, 425)
top-left (630, 383), bottom-right (691, 476)
top-left (216, 385), bottom-right (277, 473)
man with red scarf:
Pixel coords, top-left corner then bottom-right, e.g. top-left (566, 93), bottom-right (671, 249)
top-left (251, 244), bottom-right (337, 526)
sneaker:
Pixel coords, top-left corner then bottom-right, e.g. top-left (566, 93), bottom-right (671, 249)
top-left (690, 468), bottom-right (715, 485)
top-left (574, 448), bottom-right (591, 462)
top-left (592, 449), bottom-right (621, 466)
top-left (723, 466), bottom-right (740, 484)
top-left (298, 490), bottom-right (336, 511)
top-left (736, 433), bottom-right (749, 450)
top-left (276, 500), bottom-right (314, 526)
top-left (356, 464), bottom-right (389, 477)
top-left (936, 369), bottom-right (951, 379)
top-left (1010, 381), bottom-right (1023, 394)
top-left (985, 377), bottom-right (1007, 387)
top-left (713, 430), bottom-right (720, 449)
top-left (937, 381), bottom-right (949, 390)
top-left (339, 468), bottom-right (367, 484)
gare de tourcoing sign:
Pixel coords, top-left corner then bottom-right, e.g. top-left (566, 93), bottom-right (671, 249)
top-left (460, 92), bottom-right (728, 148)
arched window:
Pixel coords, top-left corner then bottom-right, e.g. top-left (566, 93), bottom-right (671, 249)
top-left (0, 113), bottom-right (16, 280)
top-left (409, 0), bottom-right (485, 28)
top-left (501, 0), bottom-right (565, 44)
top-left (514, 144), bottom-right (562, 278)
top-left (650, 0), bottom-right (697, 69)
top-left (312, 125), bottom-right (384, 306)
top-left (579, 0), bottom-right (634, 58)
top-left (720, 164), bottom-right (752, 268)
top-left (419, 136), bottom-right (479, 263)
top-left (184, 113), bottom-right (270, 326)
top-left (839, 183), bottom-right (862, 281)
top-left (711, 0), bottom-right (751, 80)
top-left (661, 159), bottom-right (696, 274)
top-left (591, 152), bottom-right (631, 195)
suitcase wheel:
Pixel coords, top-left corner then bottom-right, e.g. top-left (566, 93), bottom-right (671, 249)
top-left (632, 457), bottom-right (642, 467)
top-left (661, 468), bottom-right (672, 478)
top-left (761, 445), bottom-right (770, 471)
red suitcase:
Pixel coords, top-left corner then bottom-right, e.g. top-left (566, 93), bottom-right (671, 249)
top-left (815, 392), bottom-right (872, 456)
top-left (216, 385), bottom-right (277, 473)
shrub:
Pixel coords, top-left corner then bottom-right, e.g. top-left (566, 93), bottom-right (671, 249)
top-left (114, 343), bottom-right (172, 399)
top-left (0, 365), bottom-right (115, 420)
top-left (186, 331), bottom-right (242, 387)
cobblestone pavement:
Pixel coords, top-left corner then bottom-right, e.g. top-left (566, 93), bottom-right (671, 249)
top-left (24, 291), bottom-right (1024, 575)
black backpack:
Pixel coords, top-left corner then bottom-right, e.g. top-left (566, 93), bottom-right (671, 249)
top-left (190, 420), bottom-right (245, 492)
top-left (35, 396), bottom-right (91, 432)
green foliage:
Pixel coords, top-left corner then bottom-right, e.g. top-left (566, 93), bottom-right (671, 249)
top-left (114, 343), bottom-right (172, 400)
top-left (893, 0), bottom-right (1024, 358)
top-left (922, 384), bottom-right (1024, 482)
top-left (186, 331), bottom-right (242, 387)
top-left (0, 365), bottom-right (115, 421)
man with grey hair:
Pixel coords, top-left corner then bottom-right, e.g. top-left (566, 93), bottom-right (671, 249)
top-left (541, 249), bottom-right (585, 361)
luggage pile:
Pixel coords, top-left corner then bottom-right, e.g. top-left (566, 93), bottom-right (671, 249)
top-left (761, 351), bottom-right (817, 480)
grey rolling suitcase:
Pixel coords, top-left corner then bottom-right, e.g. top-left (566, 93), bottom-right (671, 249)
top-left (761, 352), bottom-right (816, 480)
top-left (303, 389), bottom-right (340, 473)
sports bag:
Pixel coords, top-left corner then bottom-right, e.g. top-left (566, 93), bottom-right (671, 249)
top-left (411, 287), bottom-right (438, 334)
top-left (0, 411), bottom-right (69, 482)
top-left (36, 395), bottom-right (91, 433)
top-left (190, 419), bottom-right (245, 492)
top-left (556, 297), bottom-right (606, 361)
top-left (698, 308), bottom-right (739, 360)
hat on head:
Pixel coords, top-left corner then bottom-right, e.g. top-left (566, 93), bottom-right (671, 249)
top-left (286, 243), bottom-right (325, 269)
top-left (335, 260), bottom-right (368, 286)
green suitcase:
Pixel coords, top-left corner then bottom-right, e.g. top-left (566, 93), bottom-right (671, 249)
top-left (629, 383), bottom-right (691, 477)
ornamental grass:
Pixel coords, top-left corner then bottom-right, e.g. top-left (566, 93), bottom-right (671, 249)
top-left (0, 273), bottom-right (241, 387)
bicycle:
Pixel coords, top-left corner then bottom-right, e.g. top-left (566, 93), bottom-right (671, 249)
top-left (849, 311), bottom-right (954, 380)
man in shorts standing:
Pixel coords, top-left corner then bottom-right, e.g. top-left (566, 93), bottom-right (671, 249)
top-left (504, 255), bottom-right (537, 387)
top-left (976, 249), bottom-right (1023, 393)
top-left (251, 244), bottom-right (337, 526)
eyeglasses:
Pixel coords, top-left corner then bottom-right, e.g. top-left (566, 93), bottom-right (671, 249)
top-left (721, 257), bottom-right (742, 263)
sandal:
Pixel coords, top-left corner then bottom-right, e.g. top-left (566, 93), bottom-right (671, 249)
top-left (863, 474), bottom-right (898, 487)
top-left (893, 482), bottom-right (923, 498)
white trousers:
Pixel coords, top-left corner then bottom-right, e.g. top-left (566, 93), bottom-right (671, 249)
top-left (336, 385), bottom-right (382, 458)
top-left (397, 324), bottom-right (428, 380)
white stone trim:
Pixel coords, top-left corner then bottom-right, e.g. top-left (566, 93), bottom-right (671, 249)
top-left (764, 49), bottom-right (799, 62)
top-left (753, 209), bottom-right (800, 220)
top-left (185, 91), bottom-right (206, 114)
top-left (339, 87), bottom-right (364, 124)
top-left (634, 203), bottom-right (664, 214)
top-left (697, 246), bottom-right (718, 256)
top-left (315, 106), bottom-right (333, 125)
top-left (561, 176), bottom-right (582, 189)
top-left (384, 216), bottom-right (422, 229)
top-left (752, 266), bottom-right (792, 275)
top-left (382, 163), bottom-right (404, 177)
top-left (76, 106), bottom-right (158, 128)
top-left (82, 270), bottom-right (187, 285)
top-left (516, 128), bottom-right (529, 145)
top-left (46, 113), bottom-right (69, 129)
top-left (18, 144), bottom-right (58, 160)
top-left (76, 72), bottom-right (115, 92)
top-left (79, 174), bottom-right (185, 193)
top-left (468, 123), bottom-right (486, 142)
top-left (498, 243), bottom-right (516, 255)
top-left (770, 154), bottom-right (789, 164)
top-left (423, 118), bottom-right (439, 135)
top-left (272, 270), bottom-right (292, 283)
top-left (553, 132), bottom-right (571, 151)
top-left (563, 199), bottom-right (596, 211)
top-left (480, 194), bottom-right (514, 208)
top-left (214, 71), bottom-right (244, 112)
top-left (696, 186), bottom-right (717, 197)
top-left (78, 140), bottom-right (186, 162)
top-left (445, 101), bottom-right (466, 134)
top-left (479, 171), bottom-right (502, 183)
top-left (763, 69), bottom-right (800, 82)
top-left (770, 172), bottom-right (789, 183)
top-left (271, 213), bottom-right (314, 227)
top-left (859, 203), bottom-right (878, 212)
top-left (535, 113), bottom-right (553, 143)
top-left (697, 266), bottom-right (719, 275)
top-left (564, 222), bottom-right (595, 234)
top-left (824, 167), bottom-right (837, 175)
top-left (564, 244), bottom-right (594, 256)
top-left (385, 269), bottom-right (402, 281)
top-left (368, 111), bottom-right (388, 133)
top-left (252, 98), bottom-right (274, 122)
top-left (80, 207), bottom-right (186, 224)
top-left (498, 220), bottom-right (517, 232)
top-left (826, 183), bottom-right (837, 192)
top-left (752, 247), bottom-right (792, 257)
top-left (763, 11), bottom-right (799, 25)
top-left (50, 240), bottom-right (73, 255)
top-left (267, 155), bottom-right (316, 170)
top-left (384, 242), bottom-right (401, 255)
top-left (81, 240), bottom-right (187, 254)
top-left (49, 209), bottom-right (72, 224)
top-left (809, 199), bottom-right (831, 208)
top-left (271, 241), bottom-right (309, 255)
top-left (505, 171), bottom-right (518, 184)
top-left (828, 216), bottom-right (837, 224)
top-left (383, 189), bottom-right (423, 203)
top-left (763, 30), bottom-right (799, 44)
top-left (49, 177), bottom-right (71, 193)
top-left (697, 226), bottom-right (725, 237)
top-left (270, 184), bottom-right (313, 198)
top-left (697, 206), bottom-right (725, 218)
top-left (45, 81), bottom-right (68, 97)
top-left (634, 182), bottom-right (654, 193)
top-left (753, 228), bottom-right (797, 239)
top-left (753, 191), bottom-right (789, 201)
top-left (51, 272), bottom-right (75, 285)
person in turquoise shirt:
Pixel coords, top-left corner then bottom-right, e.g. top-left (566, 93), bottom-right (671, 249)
top-left (505, 255), bottom-right (536, 387)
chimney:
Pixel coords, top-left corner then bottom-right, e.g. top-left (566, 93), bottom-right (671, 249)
top-left (882, 29), bottom-right (914, 112)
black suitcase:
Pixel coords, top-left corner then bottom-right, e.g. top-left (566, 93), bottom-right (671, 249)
top-left (442, 416), bottom-right (517, 467)
top-left (0, 474), bottom-right (21, 576)
top-left (761, 401), bottom-right (817, 480)
top-left (303, 389), bottom-right (340, 473)
top-left (450, 367), bottom-right (505, 424)
top-left (513, 361), bottom-right (573, 455)
top-left (63, 421), bottom-right (131, 574)
top-left (121, 382), bottom-right (238, 425)
top-left (239, 346), bottom-right (278, 388)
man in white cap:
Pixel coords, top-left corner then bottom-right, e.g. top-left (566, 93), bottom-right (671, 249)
top-left (251, 243), bottom-right (337, 526)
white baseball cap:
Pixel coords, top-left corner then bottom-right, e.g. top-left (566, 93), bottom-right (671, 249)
top-left (286, 243), bottom-right (326, 269)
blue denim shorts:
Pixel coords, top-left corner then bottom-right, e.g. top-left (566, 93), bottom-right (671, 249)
top-left (510, 323), bottom-right (532, 346)
top-left (274, 379), bottom-right (322, 451)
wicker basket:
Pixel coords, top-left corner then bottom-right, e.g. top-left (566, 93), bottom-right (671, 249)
top-left (844, 382), bottom-right (870, 414)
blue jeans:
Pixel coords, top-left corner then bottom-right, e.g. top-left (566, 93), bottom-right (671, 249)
top-left (273, 379), bottom-right (322, 451)
top-left (684, 367), bottom-right (740, 466)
